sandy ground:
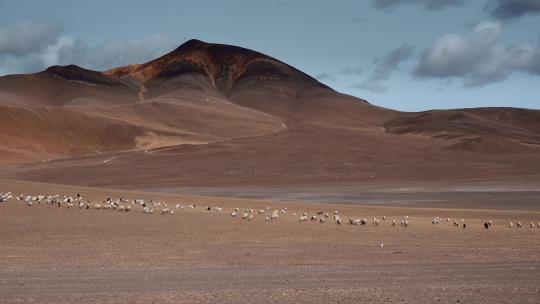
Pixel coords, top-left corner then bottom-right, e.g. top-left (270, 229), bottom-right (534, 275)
top-left (1, 179), bottom-right (539, 303)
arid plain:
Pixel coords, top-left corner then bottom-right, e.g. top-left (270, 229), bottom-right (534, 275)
top-left (1, 40), bottom-right (539, 303)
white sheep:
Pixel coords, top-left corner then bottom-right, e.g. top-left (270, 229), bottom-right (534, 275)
top-left (271, 211), bottom-right (279, 221)
top-left (231, 212), bottom-right (237, 217)
top-left (509, 222), bottom-right (514, 228)
top-left (516, 222), bottom-right (522, 228)
top-left (299, 215), bottom-right (308, 222)
top-left (161, 208), bottom-right (170, 215)
top-left (94, 204), bottom-right (102, 209)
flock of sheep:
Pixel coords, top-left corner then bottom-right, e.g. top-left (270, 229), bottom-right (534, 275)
top-left (1, 191), bottom-right (539, 229)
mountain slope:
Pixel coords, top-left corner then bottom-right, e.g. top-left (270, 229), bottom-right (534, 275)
top-left (0, 39), bottom-right (539, 187)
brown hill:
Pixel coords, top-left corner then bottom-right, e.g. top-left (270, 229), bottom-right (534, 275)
top-left (0, 39), bottom-right (539, 187)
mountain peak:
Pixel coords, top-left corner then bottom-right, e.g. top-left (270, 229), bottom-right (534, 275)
top-left (173, 39), bottom-right (207, 52)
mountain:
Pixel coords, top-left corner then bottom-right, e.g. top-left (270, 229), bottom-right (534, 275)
top-left (0, 39), bottom-right (539, 187)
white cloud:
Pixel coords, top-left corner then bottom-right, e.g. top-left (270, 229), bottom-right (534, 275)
top-left (415, 21), bottom-right (540, 87)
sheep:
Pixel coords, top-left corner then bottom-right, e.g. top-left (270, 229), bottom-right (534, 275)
top-left (516, 222), bottom-right (522, 228)
top-left (509, 222), bottom-right (514, 228)
top-left (265, 217), bottom-right (270, 221)
top-left (271, 211), bottom-right (279, 221)
top-left (231, 212), bottom-right (237, 217)
top-left (392, 219), bottom-right (396, 226)
top-left (488, 220), bottom-right (493, 227)
top-left (334, 210), bottom-right (339, 215)
top-left (538, 222), bottom-right (540, 228)
top-left (319, 217), bottom-right (325, 223)
top-left (311, 215), bottom-right (318, 221)
top-left (349, 218), bottom-right (361, 225)
top-left (484, 222), bottom-right (489, 229)
top-left (299, 215), bottom-right (308, 222)
top-left (335, 216), bottom-right (342, 225)
top-left (258, 209), bottom-right (265, 214)
top-left (161, 208), bottom-right (170, 215)
top-left (125, 205), bottom-right (131, 212)
top-left (373, 218), bottom-right (379, 226)
top-left (530, 222), bottom-right (535, 228)
top-left (382, 216), bottom-right (386, 221)
top-left (94, 204), bottom-right (102, 209)
top-left (323, 213), bottom-right (330, 219)
top-left (248, 214), bottom-right (254, 221)
top-left (242, 212), bottom-right (249, 220)
top-left (361, 218), bottom-right (367, 225)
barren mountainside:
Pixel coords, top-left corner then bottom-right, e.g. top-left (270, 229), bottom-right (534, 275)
top-left (0, 39), bottom-right (539, 187)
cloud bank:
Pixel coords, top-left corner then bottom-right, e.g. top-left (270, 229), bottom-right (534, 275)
top-left (486, 0), bottom-right (540, 20)
top-left (0, 22), bottom-right (175, 75)
top-left (415, 21), bottom-right (540, 87)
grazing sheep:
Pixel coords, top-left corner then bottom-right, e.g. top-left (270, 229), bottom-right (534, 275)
top-left (265, 217), bottom-right (270, 221)
top-left (324, 213), bottom-right (330, 219)
top-left (517, 222), bottom-right (522, 228)
top-left (271, 211), bottom-right (279, 220)
top-left (509, 222), bottom-right (514, 228)
top-left (392, 219), bottom-right (396, 226)
top-left (248, 214), bottom-right (254, 221)
top-left (94, 204), bottom-right (102, 209)
top-left (242, 212), bottom-right (249, 220)
top-left (349, 219), bottom-right (361, 225)
top-left (231, 212), bottom-right (237, 217)
top-left (530, 222), bottom-right (535, 228)
top-left (335, 216), bottom-right (342, 225)
top-left (361, 218), bottom-right (367, 226)
top-left (170, 210), bottom-right (175, 215)
top-left (382, 216), bottom-right (386, 221)
top-left (319, 217), bottom-right (325, 223)
top-left (161, 208), bottom-right (170, 215)
top-left (334, 210), bottom-right (339, 215)
top-left (311, 215), bottom-right (318, 221)
top-left (373, 218), bottom-right (379, 226)
top-left (484, 222), bottom-right (489, 229)
top-left (488, 220), bottom-right (493, 227)
top-left (299, 215), bottom-right (308, 222)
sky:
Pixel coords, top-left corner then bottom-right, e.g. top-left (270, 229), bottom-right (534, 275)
top-left (0, 0), bottom-right (539, 111)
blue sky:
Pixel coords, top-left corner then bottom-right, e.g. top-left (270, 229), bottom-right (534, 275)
top-left (0, 0), bottom-right (539, 111)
